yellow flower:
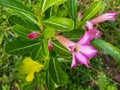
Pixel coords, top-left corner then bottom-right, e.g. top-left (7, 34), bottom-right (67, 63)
top-left (18, 57), bottom-right (43, 82)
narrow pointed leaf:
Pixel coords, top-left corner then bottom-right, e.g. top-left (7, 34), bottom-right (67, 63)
top-left (5, 38), bottom-right (39, 55)
top-left (49, 57), bottom-right (68, 85)
top-left (93, 39), bottom-right (120, 61)
top-left (69, 0), bottom-right (77, 25)
top-left (43, 18), bottom-right (74, 31)
top-left (78, 1), bottom-right (103, 27)
top-left (42, 0), bottom-right (67, 13)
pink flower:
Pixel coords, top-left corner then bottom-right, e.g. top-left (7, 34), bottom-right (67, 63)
top-left (86, 21), bottom-right (101, 39)
top-left (27, 32), bottom-right (40, 39)
top-left (55, 32), bottom-right (97, 68)
top-left (85, 12), bottom-right (116, 39)
top-left (90, 12), bottom-right (117, 25)
top-left (48, 39), bottom-right (52, 51)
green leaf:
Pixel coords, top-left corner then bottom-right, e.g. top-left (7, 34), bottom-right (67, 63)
top-left (77, 1), bottom-right (103, 27)
top-left (8, 15), bottom-right (40, 30)
top-left (0, 0), bottom-right (38, 24)
top-left (43, 27), bottom-right (55, 39)
top-left (69, 0), bottom-right (77, 25)
top-left (14, 9), bottom-right (38, 24)
top-left (5, 37), bottom-right (39, 55)
top-left (43, 18), bottom-right (74, 31)
top-left (12, 25), bottom-right (32, 38)
top-left (42, 0), bottom-right (67, 13)
top-left (31, 39), bottom-right (49, 60)
top-left (0, 0), bottom-right (32, 14)
top-left (93, 39), bottom-right (120, 61)
top-left (40, 39), bottom-right (49, 58)
top-left (23, 82), bottom-right (37, 90)
top-left (52, 40), bottom-right (71, 58)
top-left (46, 70), bottom-right (55, 90)
top-left (49, 57), bottom-right (68, 86)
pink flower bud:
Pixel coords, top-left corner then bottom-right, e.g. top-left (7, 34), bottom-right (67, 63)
top-left (27, 32), bottom-right (40, 39)
top-left (48, 39), bottom-right (52, 51)
top-left (90, 12), bottom-right (117, 25)
top-left (78, 10), bottom-right (83, 21)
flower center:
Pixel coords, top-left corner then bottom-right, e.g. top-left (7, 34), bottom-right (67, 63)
top-left (74, 46), bottom-right (79, 52)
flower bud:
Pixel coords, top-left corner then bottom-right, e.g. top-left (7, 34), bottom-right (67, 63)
top-left (27, 32), bottom-right (40, 39)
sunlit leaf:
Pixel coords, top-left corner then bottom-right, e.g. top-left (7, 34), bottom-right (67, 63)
top-left (42, 0), bottom-right (67, 13)
top-left (43, 27), bottom-right (55, 39)
top-left (43, 18), bottom-right (74, 31)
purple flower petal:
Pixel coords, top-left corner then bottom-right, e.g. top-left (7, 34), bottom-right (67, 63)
top-left (71, 55), bottom-right (77, 68)
top-left (86, 21), bottom-right (94, 30)
top-left (69, 45), bottom-right (75, 53)
top-left (77, 31), bottom-right (92, 45)
top-left (80, 45), bottom-right (97, 58)
top-left (88, 28), bottom-right (101, 38)
top-left (75, 53), bottom-right (89, 67)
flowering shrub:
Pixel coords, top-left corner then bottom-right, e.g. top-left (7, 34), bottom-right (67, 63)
top-left (0, 0), bottom-right (120, 89)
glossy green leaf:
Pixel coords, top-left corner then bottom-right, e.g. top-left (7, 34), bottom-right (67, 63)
top-left (31, 39), bottom-right (49, 60)
top-left (14, 9), bottom-right (38, 24)
top-left (77, 1), bottom-right (103, 27)
top-left (52, 40), bottom-right (71, 58)
top-left (0, 0), bottom-right (38, 24)
top-left (40, 39), bottom-right (49, 58)
top-left (42, 0), bottom-right (67, 13)
top-left (8, 15), bottom-right (40, 30)
top-left (93, 39), bottom-right (120, 61)
top-left (43, 18), bottom-right (74, 31)
top-left (0, 0), bottom-right (32, 14)
top-left (43, 27), bottom-right (55, 39)
top-left (46, 70), bottom-right (55, 90)
top-left (12, 25), bottom-right (32, 38)
top-left (5, 37), bottom-right (39, 55)
top-left (49, 57), bottom-right (68, 85)
top-left (69, 0), bottom-right (77, 25)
